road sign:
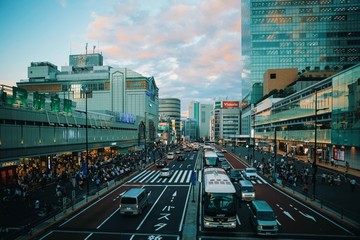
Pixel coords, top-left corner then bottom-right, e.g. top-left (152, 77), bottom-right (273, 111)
top-left (191, 170), bottom-right (196, 186)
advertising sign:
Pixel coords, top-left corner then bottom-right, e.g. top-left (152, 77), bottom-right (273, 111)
top-left (333, 148), bottom-right (345, 161)
top-left (222, 101), bottom-right (239, 109)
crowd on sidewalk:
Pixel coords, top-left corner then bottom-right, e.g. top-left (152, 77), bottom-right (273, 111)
top-left (249, 149), bottom-right (357, 195)
top-left (0, 144), bottom-right (175, 231)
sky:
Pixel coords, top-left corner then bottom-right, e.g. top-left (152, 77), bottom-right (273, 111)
top-left (0, 0), bottom-right (250, 116)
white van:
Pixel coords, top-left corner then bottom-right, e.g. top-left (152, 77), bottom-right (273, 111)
top-left (250, 200), bottom-right (278, 235)
top-left (119, 188), bottom-right (148, 215)
top-left (238, 180), bottom-right (255, 201)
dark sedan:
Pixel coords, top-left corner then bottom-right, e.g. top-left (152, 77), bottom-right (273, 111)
top-left (229, 169), bottom-right (243, 182)
top-left (155, 159), bottom-right (168, 168)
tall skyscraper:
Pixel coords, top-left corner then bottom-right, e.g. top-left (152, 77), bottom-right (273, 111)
top-left (244, 0), bottom-right (360, 84)
top-left (188, 101), bottom-right (213, 140)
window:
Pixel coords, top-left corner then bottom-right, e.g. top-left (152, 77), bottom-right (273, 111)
top-left (270, 73), bottom-right (276, 79)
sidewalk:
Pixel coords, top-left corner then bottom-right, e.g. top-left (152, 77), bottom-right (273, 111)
top-left (277, 149), bottom-right (360, 182)
top-left (0, 158), bottom-right (159, 240)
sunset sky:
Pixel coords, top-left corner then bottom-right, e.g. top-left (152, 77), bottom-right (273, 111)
top-left (0, 0), bottom-right (249, 116)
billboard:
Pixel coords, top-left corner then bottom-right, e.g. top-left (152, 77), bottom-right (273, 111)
top-left (222, 101), bottom-right (239, 109)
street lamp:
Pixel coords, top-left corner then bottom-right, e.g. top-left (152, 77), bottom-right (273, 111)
top-left (251, 108), bottom-right (257, 166)
top-left (273, 126), bottom-right (277, 183)
top-left (312, 89), bottom-right (329, 200)
top-left (144, 113), bottom-right (147, 163)
top-left (81, 85), bottom-right (92, 196)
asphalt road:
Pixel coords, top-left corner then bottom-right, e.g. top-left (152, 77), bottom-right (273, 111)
top-left (7, 147), bottom-right (360, 240)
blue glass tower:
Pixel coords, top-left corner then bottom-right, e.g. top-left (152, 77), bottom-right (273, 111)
top-left (245, 0), bottom-right (360, 84)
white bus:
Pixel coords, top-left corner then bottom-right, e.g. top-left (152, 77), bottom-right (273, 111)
top-left (202, 167), bottom-right (237, 229)
top-left (203, 150), bottom-right (219, 168)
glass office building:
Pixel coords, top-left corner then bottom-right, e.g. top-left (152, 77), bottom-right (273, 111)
top-left (247, 0), bottom-right (360, 83)
top-left (254, 64), bottom-right (360, 170)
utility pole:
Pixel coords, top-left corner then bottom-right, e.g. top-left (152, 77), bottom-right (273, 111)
top-left (313, 89), bottom-right (318, 200)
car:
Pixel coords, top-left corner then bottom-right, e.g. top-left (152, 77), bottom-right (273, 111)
top-left (216, 152), bottom-right (226, 162)
top-left (221, 149), bottom-right (227, 153)
top-left (156, 159), bottom-right (167, 168)
top-left (167, 152), bottom-right (175, 160)
top-left (160, 167), bottom-right (173, 178)
top-left (238, 180), bottom-right (255, 201)
top-left (229, 169), bottom-right (243, 182)
top-left (175, 150), bottom-right (181, 154)
top-left (242, 167), bottom-right (258, 180)
top-left (185, 147), bottom-right (192, 152)
top-left (249, 200), bottom-right (278, 235)
top-left (220, 161), bottom-right (231, 171)
top-left (177, 154), bottom-right (185, 161)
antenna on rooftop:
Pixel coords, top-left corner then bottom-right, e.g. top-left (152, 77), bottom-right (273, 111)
top-left (85, 43), bottom-right (88, 54)
top-left (93, 45), bottom-right (96, 54)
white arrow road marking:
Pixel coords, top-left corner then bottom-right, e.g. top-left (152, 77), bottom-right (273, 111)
top-left (283, 211), bottom-right (295, 221)
top-left (299, 211), bottom-right (316, 222)
top-left (173, 191), bottom-right (177, 197)
top-left (187, 164), bottom-right (191, 168)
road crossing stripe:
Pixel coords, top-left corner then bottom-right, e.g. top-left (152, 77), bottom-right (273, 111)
top-left (186, 171), bottom-right (192, 183)
top-left (128, 169), bottom-right (148, 182)
top-left (129, 169), bottom-right (207, 184)
top-left (150, 172), bottom-right (161, 183)
top-left (180, 170), bottom-right (188, 182)
top-left (174, 170), bottom-right (184, 183)
top-left (139, 170), bottom-right (157, 183)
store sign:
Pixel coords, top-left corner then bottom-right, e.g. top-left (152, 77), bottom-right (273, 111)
top-left (117, 112), bottom-right (136, 124)
top-left (1, 160), bottom-right (19, 168)
top-left (2, 87), bottom-right (73, 114)
top-left (222, 101), bottom-right (239, 109)
top-left (1, 86), bottom-right (28, 106)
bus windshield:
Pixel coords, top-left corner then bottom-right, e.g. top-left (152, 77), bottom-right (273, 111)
top-left (204, 157), bottom-right (217, 167)
top-left (204, 193), bottom-right (235, 213)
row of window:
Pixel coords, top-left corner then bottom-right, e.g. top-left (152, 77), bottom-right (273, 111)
top-left (253, 40), bottom-right (360, 49)
top-left (253, 14), bottom-right (349, 24)
top-left (253, 6), bottom-right (359, 16)
top-left (252, 48), bottom-right (360, 56)
top-left (252, 32), bottom-right (360, 40)
top-left (252, 0), bottom-right (340, 8)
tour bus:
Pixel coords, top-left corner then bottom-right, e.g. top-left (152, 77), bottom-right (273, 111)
top-left (202, 167), bottom-right (237, 229)
top-left (203, 150), bottom-right (219, 168)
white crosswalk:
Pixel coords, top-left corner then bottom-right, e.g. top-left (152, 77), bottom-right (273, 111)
top-left (128, 169), bottom-right (267, 185)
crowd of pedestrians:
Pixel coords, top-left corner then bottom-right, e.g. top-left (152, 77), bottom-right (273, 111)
top-left (0, 143), bottom-right (175, 232)
top-left (250, 149), bottom-right (357, 195)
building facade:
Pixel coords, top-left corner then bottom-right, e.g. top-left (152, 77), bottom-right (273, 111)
top-left (245, 0), bottom-right (360, 85)
top-left (213, 101), bottom-right (241, 144)
top-left (158, 98), bottom-right (181, 143)
top-left (253, 64), bottom-right (360, 170)
top-left (188, 101), bottom-right (212, 141)
top-left (18, 53), bottom-right (159, 143)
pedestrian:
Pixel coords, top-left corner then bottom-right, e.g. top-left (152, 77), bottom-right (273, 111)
top-left (321, 173), bottom-right (327, 182)
top-left (350, 178), bottom-right (356, 192)
top-left (345, 161), bottom-right (349, 172)
top-left (303, 182), bottom-right (309, 196)
top-left (34, 200), bottom-right (40, 211)
top-left (95, 177), bottom-right (100, 191)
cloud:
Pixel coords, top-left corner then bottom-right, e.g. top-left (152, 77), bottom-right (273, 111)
top-left (58, 0), bottom-right (67, 8)
top-left (85, 0), bottom-right (245, 114)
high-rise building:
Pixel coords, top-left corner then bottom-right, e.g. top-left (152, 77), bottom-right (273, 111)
top-left (213, 101), bottom-right (241, 144)
top-left (243, 0), bottom-right (360, 87)
top-left (188, 101), bottom-right (213, 140)
top-left (159, 98), bottom-right (181, 143)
